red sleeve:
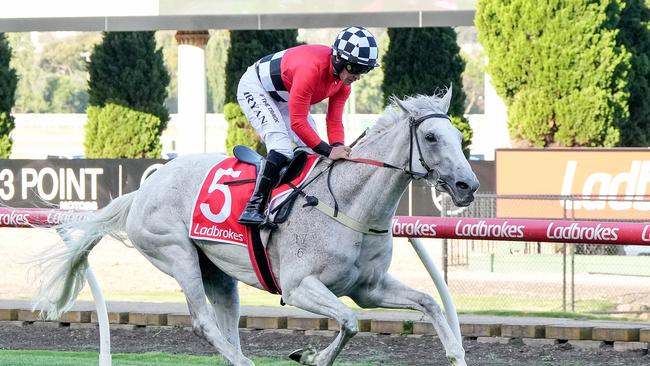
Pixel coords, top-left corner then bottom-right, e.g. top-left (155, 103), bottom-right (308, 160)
top-left (326, 85), bottom-right (351, 145)
top-left (288, 67), bottom-right (322, 148)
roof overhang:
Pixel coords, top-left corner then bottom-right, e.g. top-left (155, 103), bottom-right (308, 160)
top-left (0, 1), bottom-right (476, 32)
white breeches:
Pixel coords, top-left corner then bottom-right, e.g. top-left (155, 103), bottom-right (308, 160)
top-left (237, 66), bottom-right (318, 159)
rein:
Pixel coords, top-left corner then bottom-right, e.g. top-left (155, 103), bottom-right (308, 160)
top-left (345, 113), bottom-right (450, 181)
top-left (271, 112), bottom-right (451, 235)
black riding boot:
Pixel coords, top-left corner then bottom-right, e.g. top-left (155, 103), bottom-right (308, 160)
top-left (238, 150), bottom-right (289, 225)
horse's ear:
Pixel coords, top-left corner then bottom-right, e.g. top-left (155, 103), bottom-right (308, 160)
top-left (392, 96), bottom-right (409, 113)
top-left (441, 84), bottom-right (453, 114)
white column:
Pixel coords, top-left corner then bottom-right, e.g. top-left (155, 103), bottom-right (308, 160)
top-left (175, 30), bottom-right (210, 155)
top-left (483, 72), bottom-right (511, 160)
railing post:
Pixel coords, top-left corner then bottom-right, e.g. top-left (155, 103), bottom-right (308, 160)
top-left (57, 228), bottom-right (111, 366)
top-left (441, 196), bottom-right (449, 283)
top-left (87, 269), bottom-right (112, 366)
top-left (562, 242), bottom-right (567, 312)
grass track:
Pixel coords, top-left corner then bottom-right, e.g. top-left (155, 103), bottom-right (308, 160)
top-left (0, 350), bottom-right (379, 366)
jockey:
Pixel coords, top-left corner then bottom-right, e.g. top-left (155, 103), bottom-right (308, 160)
top-left (237, 26), bottom-right (380, 225)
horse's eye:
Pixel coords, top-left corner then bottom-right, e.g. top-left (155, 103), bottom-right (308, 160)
top-left (425, 133), bottom-right (437, 143)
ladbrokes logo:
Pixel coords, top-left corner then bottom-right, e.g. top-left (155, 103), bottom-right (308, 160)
top-left (46, 211), bottom-right (87, 225)
top-left (454, 220), bottom-right (524, 239)
top-left (546, 222), bottom-right (619, 241)
top-left (0, 211), bottom-right (30, 226)
top-left (192, 224), bottom-right (244, 242)
top-left (642, 225), bottom-right (650, 242)
top-left (561, 160), bottom-right (650, 211)
top-left (392, 219), bottom-right (437, 236)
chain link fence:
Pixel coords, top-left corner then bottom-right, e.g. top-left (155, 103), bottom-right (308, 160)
top-left (436, 193), bottom-right (650, 318)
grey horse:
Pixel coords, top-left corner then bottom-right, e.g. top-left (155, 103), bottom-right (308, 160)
top-left (35, 88), bottom-right (479, 366)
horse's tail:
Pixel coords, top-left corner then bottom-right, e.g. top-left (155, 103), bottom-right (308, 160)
top-left (33, 191), bottom-right (136, 320)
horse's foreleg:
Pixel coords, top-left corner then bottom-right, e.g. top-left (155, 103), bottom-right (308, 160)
top-left (282, 275), bottom-right (358, 366)
top-left (350, 274), bottom-right (466, 366)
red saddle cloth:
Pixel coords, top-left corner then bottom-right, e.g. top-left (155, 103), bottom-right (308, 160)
top-left (190, 155), bottom-right (318, 246)
top-left (190, 155), bottom-right (318, 293)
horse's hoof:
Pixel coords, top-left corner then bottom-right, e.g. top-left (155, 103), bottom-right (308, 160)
top-left (288, 346), bottom-right (318, 365)
top-left (289, 348), bottom-right (303, 363)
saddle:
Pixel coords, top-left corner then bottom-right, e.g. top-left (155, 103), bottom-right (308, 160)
top-left (233, 145), bottom-right (310, 224)
top-left (233, 145), bottom-right (308, 186)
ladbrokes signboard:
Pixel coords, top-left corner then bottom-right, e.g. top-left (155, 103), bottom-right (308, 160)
top-left (496, 149), bottom-right (650, 220)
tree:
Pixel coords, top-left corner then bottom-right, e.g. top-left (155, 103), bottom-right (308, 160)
top-left (616, 0), bottom-right (650, 146)
top-left (354, 30), bottom-right (388, 114)
top-left (223, 30), bottom-right (299, 154)
top-left (224, 30), bottom-right (299, 104)
top-left (8, 33), bottom-right (47, 113)
top-left (382, 27), bottom-right (473, 155)
top-left (477, 0), bottom-right (631, 147)
top-left (224, 103), bottom-right (265, 156)
top-left (206, 30), bottom-right (230, 113)
top-left (457, 27), bottom-right (485, 114)
top-left (293, 28), bottom-right (386, 114)
top-left (44, 75), bottom-right (88, 113)
top-left (7, 32), bottom-right (99, 113)
top-left (85, 31), bottom-right (170, 158)
top-left (461, 50), bottom-right (485, 114)
top-left (40, 33), bottom-right (99, 113)
top-left (155, 31), bottom-right (179, 114)
top-left (0, 33), bottom-right (17, 158)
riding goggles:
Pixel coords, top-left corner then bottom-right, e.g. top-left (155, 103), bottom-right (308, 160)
top-left (345, 62), bottom-right (373, 75)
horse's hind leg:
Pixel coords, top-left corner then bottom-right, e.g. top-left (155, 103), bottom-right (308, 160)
top-left (198, 248), bottom-right (243, 366)
top-left (349, 274), bottom-right (466, 366)
top-left (127, 229), bottom-right (253, 366)
top-left (282, 275), bottom-right (358, 366)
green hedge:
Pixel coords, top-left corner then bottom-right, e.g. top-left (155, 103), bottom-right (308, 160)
top-left (224, 102), bottom-right (264, 155)
top-left (85, 31), bottom-right (169, 157)
top-left (85, 103), bottom-right (162, 158)
top-left (0, 112), bottom-right (14, 158)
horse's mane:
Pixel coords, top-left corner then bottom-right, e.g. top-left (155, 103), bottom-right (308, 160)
top-left (368, 89), bottom-right (450, 135)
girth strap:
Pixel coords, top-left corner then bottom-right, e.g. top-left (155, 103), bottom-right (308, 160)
top-left (248, 226), bottom-right (281, 294)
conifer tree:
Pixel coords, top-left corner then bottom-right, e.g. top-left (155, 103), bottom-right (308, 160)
top-left (616, 0), bottom-right (650, 146)
top-left (382, 27), bottom-right (472, 156)
top-left (0, 33), bottom-right (17, 158)
top-left (223, 30), bottom-right (299, 155)
top-left (477, 0), bottom-right (632, 147)
top-left (85, 31), bottom-right (170, 158)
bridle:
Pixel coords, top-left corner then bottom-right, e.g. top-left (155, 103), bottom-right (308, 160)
top-left (406, 113), bottom-right (450, 180)
top-left (269, 112), bottom-right (452, 235)
top-left (346, 112), bottom-right (451, 181)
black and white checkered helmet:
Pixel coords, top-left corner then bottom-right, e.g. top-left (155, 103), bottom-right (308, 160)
top-left (332, 26), bottom-right (379, 67)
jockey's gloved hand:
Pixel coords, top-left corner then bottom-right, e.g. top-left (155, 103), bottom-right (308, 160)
top-left (313, 141), bottom-right (350, 160)
top-left (328, 145), bottom-right (351, 160)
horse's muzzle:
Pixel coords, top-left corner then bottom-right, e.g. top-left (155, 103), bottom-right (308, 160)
top-left (439, 175), bottom-right (479, 207)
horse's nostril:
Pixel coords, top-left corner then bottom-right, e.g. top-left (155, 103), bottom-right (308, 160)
top-left (456, 181), bottom-right (470, 190)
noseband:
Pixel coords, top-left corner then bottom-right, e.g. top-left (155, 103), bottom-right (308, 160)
top-left (406, 113), bottom-right (451, 180)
